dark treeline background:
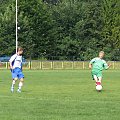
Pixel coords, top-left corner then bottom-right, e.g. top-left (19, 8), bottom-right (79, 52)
top-left (0, 0), bottom-right (120, 60)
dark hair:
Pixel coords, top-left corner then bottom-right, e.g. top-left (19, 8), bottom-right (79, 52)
top-left (17, 47), bottom-right (23, 52)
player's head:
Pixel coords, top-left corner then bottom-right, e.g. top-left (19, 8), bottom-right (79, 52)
top-left (99, 51), bottom-right (105, 59)
top-left (17, 47), bottom-right (23, 55)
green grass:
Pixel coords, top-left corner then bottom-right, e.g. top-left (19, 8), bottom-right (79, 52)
top-left (0, 70), bottom-right (120, 120)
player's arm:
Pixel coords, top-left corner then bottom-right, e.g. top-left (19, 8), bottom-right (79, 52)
top-left (9, 55), bottom-right (16, 69)
top-left (89, 58), bottom-right (95, 69)
top-left (103, 61), bottom-right (111, 70)
top-left (9, 61), bottom-right (13, 69)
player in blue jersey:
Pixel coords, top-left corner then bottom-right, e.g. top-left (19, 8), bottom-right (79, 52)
top-left (9, 47), bottom-right (24, 93)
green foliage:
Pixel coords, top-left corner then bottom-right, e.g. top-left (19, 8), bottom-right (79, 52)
top-left (101, 0), bottom-right (120, 60)
top-left (0, 0), bottom-right (120, 60)
top-left (0, 0), bottom-right (16, 55)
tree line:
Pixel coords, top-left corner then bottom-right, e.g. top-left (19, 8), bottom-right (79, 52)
top-left (0, 0), bottom-right (120, 60)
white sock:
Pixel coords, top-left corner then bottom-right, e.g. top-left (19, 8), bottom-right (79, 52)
top-left (11, 80), bottom-right (16, 89)
top-left (18, 82), bottom-right (23, 90)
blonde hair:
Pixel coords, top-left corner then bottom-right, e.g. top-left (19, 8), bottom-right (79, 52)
top-left (99, 51), bottom-right (104, 54)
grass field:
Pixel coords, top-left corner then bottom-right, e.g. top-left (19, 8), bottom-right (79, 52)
top-left (0, 70), bottom-right (120, 120)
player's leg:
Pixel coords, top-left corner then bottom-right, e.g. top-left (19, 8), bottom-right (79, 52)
top-left (17, 70), bottom-right (24, 93)
top-left (11, 78), bottom-right (18, 90)
top-left (93, 75), bottom-right (99, 86)
top-left (98, 77), bottom-right (102, 83)
top-left (97, 72), bottom-right (102, 85)
top-left (93, 70), bottom-right (103, 86)
top-left (92, 71), bottom-right (99, 85)
top-left (11, 69), bottom-right (18, 92)
top-left (17, 78), bottom-right (24, 93)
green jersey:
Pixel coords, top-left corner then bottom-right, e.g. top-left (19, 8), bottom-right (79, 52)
top-left (90, 57), bottom-right (108, 71)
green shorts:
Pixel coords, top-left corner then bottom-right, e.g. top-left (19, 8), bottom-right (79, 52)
top-left (91, 70), bottom-right (102, 80)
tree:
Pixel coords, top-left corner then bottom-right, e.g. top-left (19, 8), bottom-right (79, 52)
top-left (0, 0), bottom-right (16, 55)
top-left (101, 0), bottom-right (120, 60)
top-left (0, 0), bottom-right (119, 60)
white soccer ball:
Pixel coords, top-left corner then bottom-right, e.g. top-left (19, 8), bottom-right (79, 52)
top-left (96, 85), bottom-right (102, 91)
top-left (18, 27), bottom-right (20, 30)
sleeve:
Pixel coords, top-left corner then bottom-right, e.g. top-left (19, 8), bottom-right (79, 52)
top-left (9, 54), bottom-right (17, 63)
top-left (103, 60), bottom-right (109, 70)
top-left (90, 58), bottom-right (96, 64)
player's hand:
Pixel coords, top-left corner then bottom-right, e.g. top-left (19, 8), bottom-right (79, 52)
top-left (10, 66), bottom-right (13, 70)
top-left (89, 64), bottom-right (92, 69)
top-left (108, 63), bottom-right (111, 67)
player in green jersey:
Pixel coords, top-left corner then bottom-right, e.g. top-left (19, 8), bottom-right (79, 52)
top-left (89, 51), bottom-right (111, 86)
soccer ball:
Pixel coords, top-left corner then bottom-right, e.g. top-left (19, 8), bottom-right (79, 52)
top-left (96, 85), bottom-right (102, 91)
